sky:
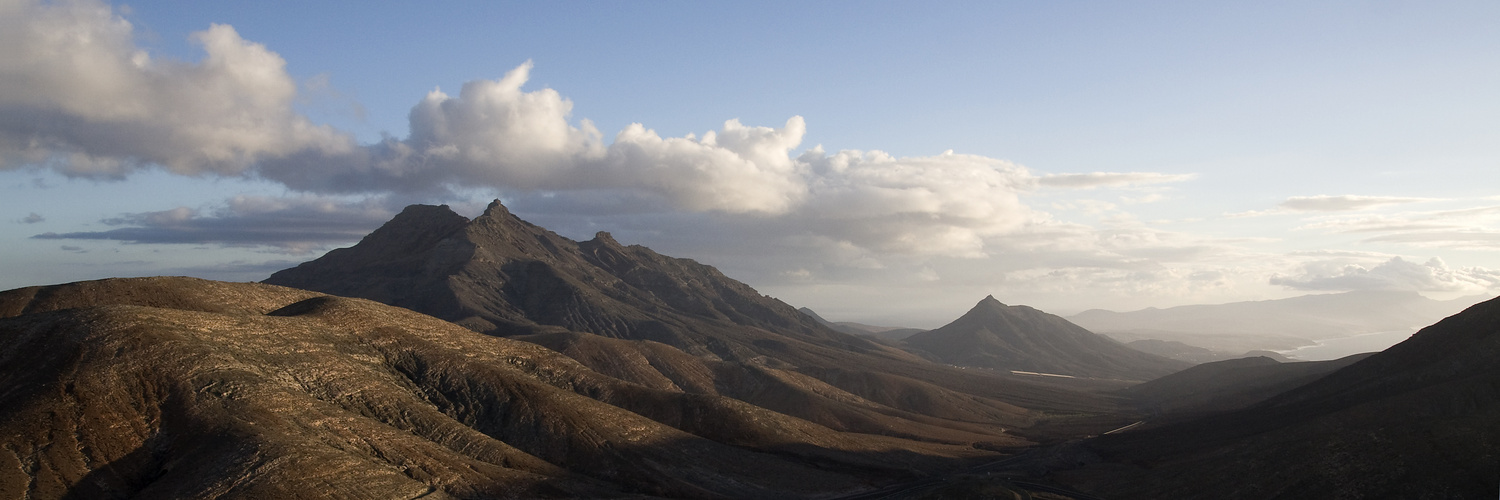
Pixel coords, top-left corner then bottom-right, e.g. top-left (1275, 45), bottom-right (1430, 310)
top-left (2, 0), bottom-right (1498, 327)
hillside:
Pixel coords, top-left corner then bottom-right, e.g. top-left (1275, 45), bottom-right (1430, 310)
top-left (0, 277), bottom-right (1012, 499)
top-left (1120, 353), bottom-right (1372, 419)
top-left (1060, 296), bottom-right (1500, 499)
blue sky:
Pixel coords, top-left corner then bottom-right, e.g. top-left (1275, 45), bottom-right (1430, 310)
top-left (3, 0), bottom-right (1498, 326)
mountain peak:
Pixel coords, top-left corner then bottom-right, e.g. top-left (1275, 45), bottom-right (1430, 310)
top-left (905, 295), bottom-right (1187, 380)
top-left (592, 231), bottom-right (620, 246)
top-left (481, 199), bottom-right (511, 217)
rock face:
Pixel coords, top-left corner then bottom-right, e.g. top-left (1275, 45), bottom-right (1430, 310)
top-left (1064, 296), bottom-right (1500, 499)
top-left (266, 202), bottom-right (1136, 445)
top-left (0, 277), bottom-right (1006, 499)
top-left (903, 296), bottom-right (1188, 380)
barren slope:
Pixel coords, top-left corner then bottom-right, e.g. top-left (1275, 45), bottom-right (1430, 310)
top-left (0, 277), bottom-right (1012, 499)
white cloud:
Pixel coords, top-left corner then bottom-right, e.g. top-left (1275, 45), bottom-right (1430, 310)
top-left (0, 0), bottom-right (351, 176)
top-left (1362, 230), bottom-right (1500, 250)
top-left (1036, 172), bottom-right (1194, 189)
top-left (1270, 256), bottom-right (1500, 293)
top-left (1279, 195), bottom-right (1428, 212)
top-left (260, 63), bottom-right (812, 214)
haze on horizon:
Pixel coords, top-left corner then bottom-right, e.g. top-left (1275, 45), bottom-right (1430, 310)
top-left (2, 0), bottom-right (1498, 327)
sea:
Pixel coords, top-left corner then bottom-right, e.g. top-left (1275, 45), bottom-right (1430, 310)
top-left (1277, 329), bottom-right (1416, 361)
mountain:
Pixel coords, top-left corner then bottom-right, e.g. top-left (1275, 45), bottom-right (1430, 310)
top-left (265, 202), bottom-right (1133, 445)
top-left (1124, 338), bottom-right (1291, 364)
top-left (0, 277), bottom-right (1010, 499)
top-left (1059, 296), bottom-right (1500, 499)
top-left (1071, 291), bottom-right (1488, 355)
top-left (902, 296), bottom-right (1189, 381)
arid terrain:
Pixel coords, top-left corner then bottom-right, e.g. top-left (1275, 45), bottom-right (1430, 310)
top-left (1, 202), bottom-right (1496, 499)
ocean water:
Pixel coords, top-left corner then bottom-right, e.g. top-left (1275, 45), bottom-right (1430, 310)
top-left (1277, 330), bottom-right (1416, 361)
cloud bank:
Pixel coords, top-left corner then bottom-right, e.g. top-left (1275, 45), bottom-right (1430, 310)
top-left (1271, 256), bottom-right (1500, 293)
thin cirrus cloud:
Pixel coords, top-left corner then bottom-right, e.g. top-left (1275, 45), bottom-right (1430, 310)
top-left (1297, 204), bottom-right (1500, 250)
top-left (1035, 172), bottom-right (1196, 189)
top-left (1279, 195), bottom-right (1429, 212)
top-left (31, 195), bottom-right (397, 253)
top-left (4, 0), bottom-right (1196, 259)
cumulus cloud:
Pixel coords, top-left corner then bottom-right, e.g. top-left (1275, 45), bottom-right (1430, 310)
top-left (1279, 195), bottom-right (1428, 212)
top-left (1271, 256), bottom-right (1500, 293)
top-left (0, 0), bottom-right (351, 177)
top-left (233, 61), bottom-right (814, 214)
top-left (32, 195), bottom-right (396, 252)
top-left (19, 212), bottom-right (43, 224)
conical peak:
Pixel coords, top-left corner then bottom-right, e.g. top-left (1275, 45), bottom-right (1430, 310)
top-left (469, 199), bottom-right (540, 233)
top-left (979, 295), bottom-right (1006, 307)
top-left (480, 199), bottom-right (512, 218)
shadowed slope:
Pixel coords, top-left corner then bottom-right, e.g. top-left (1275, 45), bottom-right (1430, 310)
top-left (0, 277), bottom-right (1016, 499)
top-left (1120, 353), bottom-right (1373, 420)
top-left (904, 296), bottom-right (1188, 381)
top-left (1061, 296), bottom-right (1500, 499)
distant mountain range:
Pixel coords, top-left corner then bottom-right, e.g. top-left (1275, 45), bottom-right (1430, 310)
top-left (1069, 290), bottom-right (1488, 355)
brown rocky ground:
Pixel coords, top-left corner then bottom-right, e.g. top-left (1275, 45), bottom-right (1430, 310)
top-left (0, 277), bottom-right (1011, 499)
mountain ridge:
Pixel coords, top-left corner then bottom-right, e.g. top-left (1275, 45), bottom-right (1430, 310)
top-left (265, 201), bottom-right (1136, 447)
